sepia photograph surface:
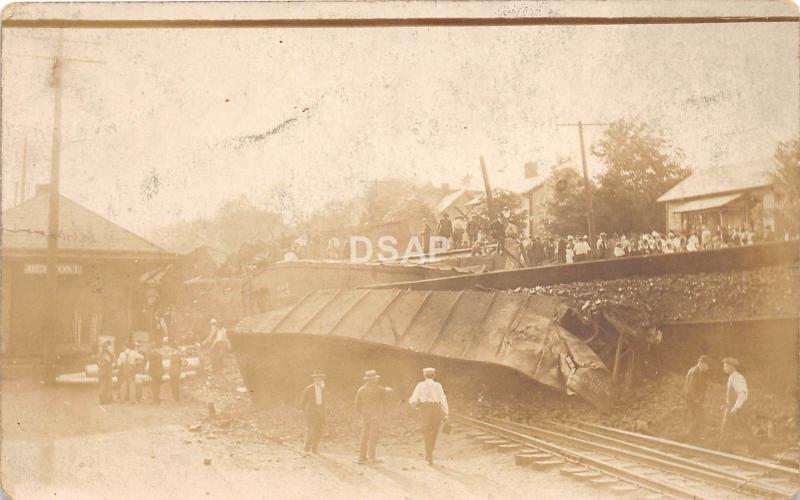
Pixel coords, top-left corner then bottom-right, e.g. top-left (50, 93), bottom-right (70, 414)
top-left (1, 1), bottom-right (799, 498)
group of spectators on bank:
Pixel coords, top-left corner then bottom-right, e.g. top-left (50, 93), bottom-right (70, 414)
top-left (423, 209), bottom-right (521, 254)
top-left (523, 223), bottom-right (783, 266)
top-left (426, 207), bottom-right (791, 268)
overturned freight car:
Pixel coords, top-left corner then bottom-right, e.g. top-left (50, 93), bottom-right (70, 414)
top-left (230, 288), bottom-right (620, 410)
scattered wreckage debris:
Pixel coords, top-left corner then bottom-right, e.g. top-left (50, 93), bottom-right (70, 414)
top-left (230, 288), bottom-right (651, 411)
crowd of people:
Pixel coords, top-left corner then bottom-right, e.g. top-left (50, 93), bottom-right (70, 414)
top-left (301, 366), bottom-right (450, 466)
top-left (95, 318), bottom-right (231, 405)
top-left (522, 222), bottom-right (783, 267)
top-left (425, 208), bottom-right (787, 268)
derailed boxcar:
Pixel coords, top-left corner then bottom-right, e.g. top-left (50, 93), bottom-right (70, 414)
top-left (231, 288), bottom-right (617, 410)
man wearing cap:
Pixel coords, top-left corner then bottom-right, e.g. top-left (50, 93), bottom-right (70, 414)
top-left (718, 358), bottom-right (758, 454)
top-left (409, 367), bottom-right (449, 465)
top-left (355, 370), bottom-right (393, 464)
top-left (683, 355), bottom-right (711, 440)
top-left (301, 371), bottom-right (327, 455)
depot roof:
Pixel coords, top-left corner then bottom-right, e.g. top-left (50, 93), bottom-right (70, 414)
top-left (3, 192), bottom-right (173, 260)
top-left (657, 159), bottom-right (776, 203)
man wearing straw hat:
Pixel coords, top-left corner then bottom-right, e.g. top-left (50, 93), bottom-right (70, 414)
top-left (409, 367), bottom-right (449, 465)
top-left (355, 369), bottom-right (393, 464)
top-left (300, 370), bottom-right (327, 455)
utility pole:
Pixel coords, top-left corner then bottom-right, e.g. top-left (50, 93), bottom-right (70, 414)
top-left (479, 156), bottom-right (495, 219)
top-left (10, 32), bottom-right (105, 382)
top-left (557, 121), bottom-right (608, 247)
top-left (43, 33), bottom-right (64, 383)
top-left (20, 136), bottom-right (29, 204)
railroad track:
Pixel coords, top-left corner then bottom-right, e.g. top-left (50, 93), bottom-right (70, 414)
top-left (451, 414), bottom-right (799, 499)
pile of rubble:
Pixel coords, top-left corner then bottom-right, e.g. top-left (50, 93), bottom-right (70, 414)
top-left (518, 264), bottom-right (799, 326)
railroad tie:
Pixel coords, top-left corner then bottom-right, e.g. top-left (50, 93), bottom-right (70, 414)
top-left (482, 439), bottom-right (510, 449)
top-left (497, 443), bottom-right (523, 453)
top-left (514, 452), bottom-right (551, 466)
top-left (528, 458), bottom-right (564, 470)
top-left (570, 470), bottom-right (604, 480)
top-left (559, 465), bottom-right (589, 475)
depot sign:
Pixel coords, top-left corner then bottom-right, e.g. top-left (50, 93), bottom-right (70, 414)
top-left (349, 235), bottom-right (449, 263)
top-left (24, 263), bottom-right (83, 275)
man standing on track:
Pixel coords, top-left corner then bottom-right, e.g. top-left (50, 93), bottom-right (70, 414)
top-left (683, 355), bottom-right (710, 440)
top-left (355, 370), bottom-right (393, 464)
top-left (408, 367), bottom-right (449, 466)
top-left (718, 357), bottom-right (759, 454)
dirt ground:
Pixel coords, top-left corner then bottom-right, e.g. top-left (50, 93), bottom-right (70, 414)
top-left (1, 365), bottom-right (613, 500)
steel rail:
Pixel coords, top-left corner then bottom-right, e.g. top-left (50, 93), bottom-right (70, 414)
top-left (486, 416), bottom-right (791, 498)
top-left (568, 419), bottom-right (799, 479)
top-left (452, 414), bottom-right (700, 500)
top-left (542, 421), bottom-right (800, 497)
top-left (542, 419), bottom-right (798, 486)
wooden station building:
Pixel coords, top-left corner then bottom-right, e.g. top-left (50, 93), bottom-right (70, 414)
top-left (2, 187), bottom-right (173, 362)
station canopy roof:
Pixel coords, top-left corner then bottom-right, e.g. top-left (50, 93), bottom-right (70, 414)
top-left (670, 193), bottom-right (743, 213)
top-left (3, 191), bottom-right (172, 260)
top-left (657, 159), bottom-right (775, 203)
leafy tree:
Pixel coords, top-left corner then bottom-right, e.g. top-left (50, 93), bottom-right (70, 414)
top-left (465, 189), bottom-right (527, 230)
top-left (361, 177), bottom-right (421, 226)
top-left (384, 195), bottom-right (435, 227)
top-left (543, 165), bottom-right (596, 237)
top-left (216, 195), bottom-right (286, 253)
top-left (592, 120), bottom-right (689, 233)
top-left (148, 195), bottom-right (287, 254)
top-left (771, 135), bottom-right (800, 235)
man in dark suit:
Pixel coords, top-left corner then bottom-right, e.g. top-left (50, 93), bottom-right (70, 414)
top-left (146, 342), bottom-right (164, 404)
top-left (97, 341), bottom-right (115, 404)
top-left (683, 355), bottom-right (710, 440)
top-left (301, 371), bottom-right (327, 455)
top-left (355, 370), bottom-right (393, 464)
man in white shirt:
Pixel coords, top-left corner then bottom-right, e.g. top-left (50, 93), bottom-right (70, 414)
top-left (117, 342), bottom-right (144, 403)
top-left (408, 367), bottom-right (449, 465)
top-left (718, 358), bottom-right (758, 454)
top-left (203, 319), bottom-right (231, 372)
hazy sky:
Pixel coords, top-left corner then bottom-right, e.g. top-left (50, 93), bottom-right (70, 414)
top-left (3, 5), bottom-right (798, 235)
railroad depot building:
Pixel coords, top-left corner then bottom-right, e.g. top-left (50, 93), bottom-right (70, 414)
top-left (1, 187), bottom-right (173, 360)
top-left (657, 159), bottom-right (777, 234)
